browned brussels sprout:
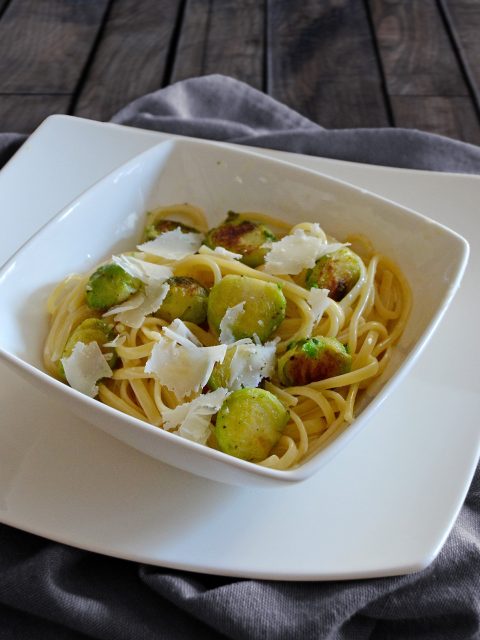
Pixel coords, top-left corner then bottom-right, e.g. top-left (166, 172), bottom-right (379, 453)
top-left (155, 276), bottom-right (208, 324)
top-left (277, 336), bottom-right (351, 386)
top-left (204, 212), bottom-right (276, 267)
top-left (305, 248), bottom-right (362, 301)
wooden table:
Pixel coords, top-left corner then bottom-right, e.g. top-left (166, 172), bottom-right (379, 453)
top-left (0, 0), bottom-right (479, 146)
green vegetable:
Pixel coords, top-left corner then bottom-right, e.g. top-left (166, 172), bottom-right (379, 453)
top-left (204, 212), bottom-right (276, 267)
top-left (207, 274), bottom-right (286, 343)
top-left (305, 247), bottom-right (362, 301)
top-left (156, 276), bottom-right (208, 324)
top-left (277, 336), bottom-right (351, 386)
top-left (215, 388), bottom-right (289, 461)
top-left (86, 263), bottom-right (142, 311)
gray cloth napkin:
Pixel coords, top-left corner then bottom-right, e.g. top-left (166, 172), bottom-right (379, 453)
top-left (1, 75), bottom-right (479, 640)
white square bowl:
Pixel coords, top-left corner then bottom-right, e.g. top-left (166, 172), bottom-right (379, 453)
top-left (0, 138), bottom-right (469, 487)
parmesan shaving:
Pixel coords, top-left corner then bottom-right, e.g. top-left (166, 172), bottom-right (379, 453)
top-left (103, 282), bottom-right (170, 329)
top-left (145, 320), bottom-right (227, 399)
top-left (162, 388), bottom-right (229, 444)
top-left (219, 302), bottom-right (245, 344)
top-left (305, 287), bottom-right (330, 336)
top-left (103, 334), bottom-right (126, 348)
top-left (262, 228), bottom-right (348, 275)
top-left (198, 245), bottom-right (242, 260)
top-left (137, 228), bottom-right (204, 260)
top-left (162, 318), bottom-right (202, 348)
top-left (61, 342), bottom-right (112, 398)
top-left (228, 340), bottom-right (277, 390)
top-left (112, 254), bottom-right (172, 284)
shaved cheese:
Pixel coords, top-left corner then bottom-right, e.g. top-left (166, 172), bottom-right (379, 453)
top-left (219, 302), bottom-right (245, 344)
top-left (102, 291), bottom-right (145, 316)
top-left (162, 388), bottom-right (229, 444)
top-left (112, 254), bottom-right (172, 284)
top-left (137, 228), bottom-right (204, 260)
top-left (162, 318), bottom-right (202, 347)
top-left (103, 283), bottom-right (170, 328)
top-left (198, 245), bottom-right (242, 260)
top-left (262, 228), bottom-right (348, 275)
top-left (305, 287), bottom-right (330, 336)
top-left (145, 320), bottom-right (227, 399)
top-left (61, 341), bottom-right (112, 398)
top-left (228, 339), bottom-right (277, 390)
top-left (103, 334), bottom-right (126, 348)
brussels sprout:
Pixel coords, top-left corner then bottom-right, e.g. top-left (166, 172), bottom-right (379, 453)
top-left (215, 388), bottom-right (289, 461)
top-left (85, 264), bottom-right (142, 311)
top-left (277, 336), bottom-right (351, 386)
top-left (207, 274), bottom-right (286, 343)
top-left (204, 212), bottom-right (276, 267)
top-left (155, 276), bottom-right (208, 324)
top-left (59, 318), bottom-right (118, 380)
top-left (208, 345), bottom-right (236, 390)
top-left (143, 218), bottom-right (198, 242)
top-left (305, 247), bottom-right (362, 301)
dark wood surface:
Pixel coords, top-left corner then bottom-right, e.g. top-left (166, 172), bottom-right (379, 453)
top-left (1, 0), bottom-right (480, 146)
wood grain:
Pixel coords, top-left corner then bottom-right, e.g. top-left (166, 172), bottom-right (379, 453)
top-left (267, 0), bottom-right (389, 127)
top-left (369, 0), bottom-right (467, 96)
top-left (74, 0), bottom-right (183, 121)
top-left (0, 0), bottom-right (109, 93)
top-left (443, 0), bottom-right (480, 108)
top-left (172, 0), bottom-right (264, 90)
top-left (0, 94), bottom-right (70, 132)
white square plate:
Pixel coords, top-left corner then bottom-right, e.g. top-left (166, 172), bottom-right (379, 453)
top-left (0, 116), bottom-right (478, 578)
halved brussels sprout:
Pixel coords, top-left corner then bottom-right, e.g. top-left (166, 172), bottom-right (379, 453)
top-left (156, 276), bottom-right (208, 324)
top-left (59, 318), bottom-right (118, 380)
top-left (215, 388), bottom-right (289, 461)
top-left (204, 212), bottom-right (276, 267)
top-left (305, 247), bottom-right (362, 301)
top-left (86, 264), bottom-right (142, 311)
top-left (207, 274), bottom-right (286, 343)
top-left (143, 218), bottom-right (198, 242)
top-left (277, 336), bottom-right (351, 386)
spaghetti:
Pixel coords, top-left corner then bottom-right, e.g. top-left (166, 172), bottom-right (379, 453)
top-left (44, 204), bottom-right (411, 470)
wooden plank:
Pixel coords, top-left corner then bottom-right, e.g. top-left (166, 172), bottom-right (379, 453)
top-left (172, 0), bottom-right (264, 90)
top-left (0, 94), bottom-right (70, 133)
top-left (442, 0), bottom-right (480, 107)
top-left (0, 0), bottom-right (110, 93)
top-left (267, 0), bottom-right (389, 127)
top-left (369, 0), bottom-right (468, 96)
top-left (391, 96), bottom-right (480, 145)
top-left (74, 0), bottom-right (183, 121)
